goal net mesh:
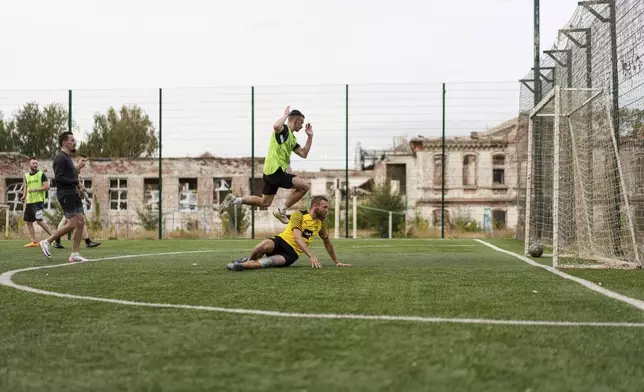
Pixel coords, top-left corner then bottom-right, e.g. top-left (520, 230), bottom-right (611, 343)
top-left (526, 88), bottom-right (641, 268)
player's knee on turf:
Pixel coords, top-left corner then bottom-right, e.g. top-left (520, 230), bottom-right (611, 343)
top-left (258, 255), bottom-right (286, 268)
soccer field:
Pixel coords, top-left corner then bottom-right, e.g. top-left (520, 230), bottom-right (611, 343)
top-left (1, 238), bottom-right (643, 392)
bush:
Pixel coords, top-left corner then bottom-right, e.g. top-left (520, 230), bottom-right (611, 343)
top-left (137, 204), bottom-right (158, 231)
top-left (87, 196), bottom-right (104, 232)
top-left (453, 207), bottom-right (479, 232)
top-left (222, 204), bottom-right (250, 235)
top-left (407, 207), bottom-right (429, 236)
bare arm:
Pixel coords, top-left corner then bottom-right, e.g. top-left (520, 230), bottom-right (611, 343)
top-left (293, 228), bottom-right (322, 268)
top-left (320, 226), bottom-right (352, 267)
top-left (294, 135), bottom-right (312, 158)
top-left (322, 237), bottom-right (339, 264)
top-left (293, 123), bottom-right (313, 158)
top-left (273, 105), bottom-right (291, 132)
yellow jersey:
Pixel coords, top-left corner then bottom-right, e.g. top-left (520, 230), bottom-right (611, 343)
top-left (278, 210), bottom-right (329, 255)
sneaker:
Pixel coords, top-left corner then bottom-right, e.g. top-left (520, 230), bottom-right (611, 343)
top-left (218, 193), bottom-right (236, 214)
top-left (24, 241), bottom-right (38, 248)
top-left (226, 262), bottom-right (244, 271)
top-left (86, 241), bottom-right (101, 248)
top-left (272, 209), bottom-right (289, 224)
top-left (39, 240), bottom-right (51, 259)
top-left (52, 242), bottom-right (65, 249)
top-left (68, 253), bottom-right (89, 263)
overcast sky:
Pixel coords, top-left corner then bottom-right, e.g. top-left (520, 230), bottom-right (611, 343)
top-left (0, 0), bottom-right (580, 171)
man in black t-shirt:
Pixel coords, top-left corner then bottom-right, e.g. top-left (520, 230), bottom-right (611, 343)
top-left (52, 154), bottom-right (101, 250)
top-left (38, 132), bottom-right (89, 263)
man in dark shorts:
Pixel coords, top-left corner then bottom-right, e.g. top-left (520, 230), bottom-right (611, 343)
top-left (226, 195), bottom-right (352, 271)
top-left (218, 106), bottom-right (313, 224)
top-left (39, 132), bottom-right (88, 263)
top-left (52, 153), bottom-right (101, 250)
top-left (20, 157), bottom-right (53, 247)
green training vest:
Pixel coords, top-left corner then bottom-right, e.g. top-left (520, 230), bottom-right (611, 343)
top-left (263, 125), bottom-right (298, 175)
top-left (25, 171), bottom-right (46, 204)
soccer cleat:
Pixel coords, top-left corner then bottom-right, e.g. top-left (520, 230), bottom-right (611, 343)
top-left (24, 241), bottom-right (38, 248)
top-left (218, 193), bottom-right (236, 214)
top-left (53, 242), bottom-right (65, 249)
top-left (39, 240), bottom-right (51, 259)
top-left (86, 241), bottom-right (101, 248)
top-left (232, 256), bottom-right (250, 264)
top-left (272, 210), bottom-right (289, 224)
top-left (226, 262), bottom-right (244, 271)
top-left (68, 253), bottom-right (89, 263)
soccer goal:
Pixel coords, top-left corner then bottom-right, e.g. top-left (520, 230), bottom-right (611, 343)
top-left (524, 87), bottom-right (641, 269)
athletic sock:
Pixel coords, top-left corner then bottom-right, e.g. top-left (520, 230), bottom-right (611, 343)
top-left (85, 238), bottom-right (91, 245)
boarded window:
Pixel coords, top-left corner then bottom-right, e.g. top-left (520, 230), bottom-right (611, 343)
top-left (463, 154), bottom-right (477, 186)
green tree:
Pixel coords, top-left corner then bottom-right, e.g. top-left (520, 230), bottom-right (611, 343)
top-left (79, 105), bottom-right (158, 158)
top-left (10, 103), bottom-right (68, 157)
top-left (0, 112), bottom-right (20, 152)
top-left (619, 108), bottom-right (644, 138)
top-left (359, 182), bottom-right (406, 238)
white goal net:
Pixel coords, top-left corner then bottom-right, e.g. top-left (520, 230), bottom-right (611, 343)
top-left (524, 87), bottom-right (642, 269)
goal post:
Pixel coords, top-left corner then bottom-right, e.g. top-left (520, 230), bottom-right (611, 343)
top-left (525, 87), bottom-right (642, 269)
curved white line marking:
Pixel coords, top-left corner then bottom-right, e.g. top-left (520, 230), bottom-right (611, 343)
top-left (1, 249), bottom-right (644, 328)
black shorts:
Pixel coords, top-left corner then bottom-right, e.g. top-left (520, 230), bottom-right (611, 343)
top-left (262, 167), bottom-right (296, 196)
top-left (57, 193), bottom-right (84, 218)
top-left (23, 203), bottom-right (44, 222)
top-left (267, 235), bottom-right (300, 267)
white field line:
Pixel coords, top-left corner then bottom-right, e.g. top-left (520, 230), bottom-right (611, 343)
top-left (350, 244), bottom-right (476, 248)
top-left (476, 240), bottom-right (644, 311)
top-left (0, 248), bottom-right (643, 328)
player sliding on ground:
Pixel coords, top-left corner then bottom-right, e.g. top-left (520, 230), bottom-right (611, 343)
top-left (218, 106), bottom-right (313, 224)
top-left (226, 195), bottom-right (352, 271)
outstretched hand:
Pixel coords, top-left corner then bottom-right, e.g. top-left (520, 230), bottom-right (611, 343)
top-left (284, 105), bottom-right (291, 116)
top-left (310, 256), bottom-right (323, 269)
top-left (305, 123), bottom-right (313, 136)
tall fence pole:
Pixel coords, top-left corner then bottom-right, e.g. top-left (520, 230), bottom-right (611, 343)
top-left (441, 83), bottom-right (446, 239)
top-left (345, 84), bottom-right (349, 238)
top-left (158, 88), bottom-right (163, 240)
top-left (534, 0), bottom-right (541, 105)
top-left (68, 90), bottom-right (72, 132)
top-left (251, 86), bottom-right (255, 240)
